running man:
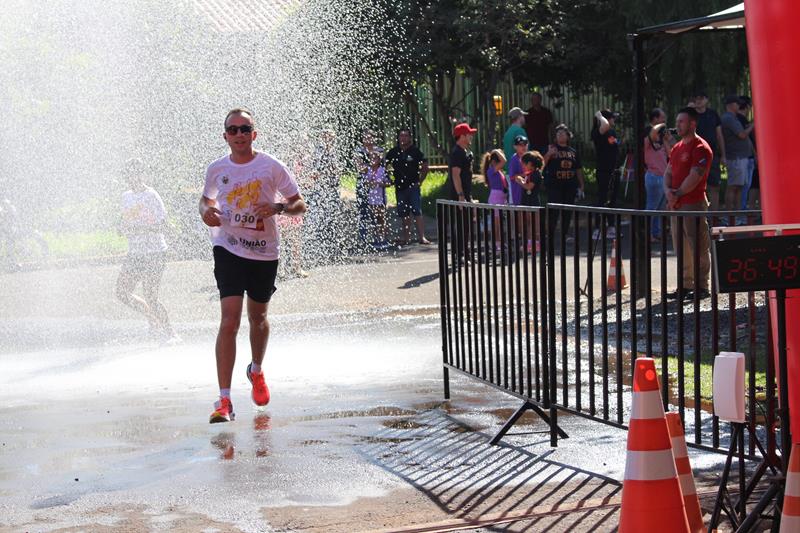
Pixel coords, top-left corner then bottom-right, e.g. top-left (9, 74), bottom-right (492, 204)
top-left (200, 108), bottom-right (306, 423)
top-left (116, 158), bottom-right (178, 343)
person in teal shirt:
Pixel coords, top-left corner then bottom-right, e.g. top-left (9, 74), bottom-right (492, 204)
top-left (503, 107), bottom-right (528, 171)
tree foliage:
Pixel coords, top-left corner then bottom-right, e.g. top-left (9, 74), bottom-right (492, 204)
top-left (380, 0), bottom-right (749, 156)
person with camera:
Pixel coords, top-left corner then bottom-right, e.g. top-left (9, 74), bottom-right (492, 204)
top-left (663, 107), bottom-right (712, 301)
top-left (721, 94), bottom-right (755, 214)
top-left (592, 109), bottom-right (621, 237)
top-left (644, 110), bottom-right (676, 241)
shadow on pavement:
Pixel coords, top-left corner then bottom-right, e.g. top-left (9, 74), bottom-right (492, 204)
top-left (359, 408), bottom-right (622, 531)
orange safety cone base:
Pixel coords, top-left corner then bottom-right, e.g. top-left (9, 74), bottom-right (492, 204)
top-left (619, 358), bottom-right (690, 533)
top-left (781, 443), bottom-right (800, 532)
top-left (666, 412), bottom-right (705, 533)
top-left (619, 479), bottom-right (690, 533)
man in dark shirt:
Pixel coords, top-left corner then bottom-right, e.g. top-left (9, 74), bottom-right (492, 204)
top-left (447, 123), bottom-right (477, 260)
top-left (525, 92), bottom-right (554, 154)
top-left (447, 123), bottom-right (476, 201)
top-left (693, 91), bottom-right (724, 210)
top-left (386, 127), bottom-right (430, 245)
top-left (591, 109), bottom-right (621, 210)
top-left (737, 96), bottom-right (757, 210)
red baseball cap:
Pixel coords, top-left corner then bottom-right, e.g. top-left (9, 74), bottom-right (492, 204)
top-left (453, 123), bottom-right (477, 138)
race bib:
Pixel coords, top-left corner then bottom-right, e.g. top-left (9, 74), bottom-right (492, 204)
top-left (230, 209), bottom-right (258, 229)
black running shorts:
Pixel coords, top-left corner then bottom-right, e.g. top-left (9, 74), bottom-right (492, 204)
top-left (213, 246), bottom-right (278, 303)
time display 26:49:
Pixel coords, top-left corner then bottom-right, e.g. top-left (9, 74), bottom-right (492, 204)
top-left (726, 256), bottom-right (799, 284)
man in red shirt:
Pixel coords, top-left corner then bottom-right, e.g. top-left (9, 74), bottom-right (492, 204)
top-left (663, 107), bottom-right (713, 300)
top-left (524, 92), bottom-right (554, 154)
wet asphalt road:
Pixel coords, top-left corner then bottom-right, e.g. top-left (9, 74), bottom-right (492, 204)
top-left (0, 246), bottom-right (734, 532)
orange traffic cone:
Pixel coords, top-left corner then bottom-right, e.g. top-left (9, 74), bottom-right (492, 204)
top-left (666, 412), bottom-right (705, 533)
top-left (780, 443), bottom-right (800, 533)
top-left (607, 239), bottom-right (628, 292)
top-left (619, 357), bottom-right (690, 533)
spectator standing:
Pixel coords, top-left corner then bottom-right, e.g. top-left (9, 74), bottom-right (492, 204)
top-left (721, 94), bottom-right (755, 214)
top-left (362, 152), bottom-right (390, 249)
top-left (516, 151), bottom-right (544, 207)
top-left (354, 130), bottom-right (384, 244)
top-left (482, 149), bottom-right (508, 206)
top-left (517, 151), bottom-right (545, 252)
top-left (544, 124), bottom-right (585, 232)
top-left (664, 107), bottom-right (712, 300)
top-left (693, 91), bottom-right (725, 211)
top-left (591, 109), bottom-right (622, 218)
top-left (736, 96), bottom-right (758, 211)
top-left (503, 107), bottom-right (528, 170)
top-left (446, 123), bottom-right (477, 260)
top-left (481, 149), bottom-right (508, 249)
top-left (507, 134), bottom-right (529, 206)
top-left (524, 92), bottom-right (555, 154)
top-left (644, 121), bottom-right (674, 240)
top-left (385, 127), bottom-right (430, 245)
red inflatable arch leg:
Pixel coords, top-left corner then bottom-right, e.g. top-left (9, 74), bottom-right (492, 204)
top-left (745, 0), bottom-right (800, 443)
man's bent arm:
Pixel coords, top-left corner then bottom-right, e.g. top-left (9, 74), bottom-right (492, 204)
top-left (420, 161), bottom-right (430, 183)
top-left (282, 194), bottom-right (307, 216)
top-left (199, 195), bottom-right (216, 216)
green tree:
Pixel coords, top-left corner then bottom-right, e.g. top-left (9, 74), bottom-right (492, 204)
top-left (382, 0), bottom-right (561, 159)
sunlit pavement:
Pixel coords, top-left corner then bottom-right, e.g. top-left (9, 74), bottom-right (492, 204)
top-left (0, 247), bottom-right (733, 532)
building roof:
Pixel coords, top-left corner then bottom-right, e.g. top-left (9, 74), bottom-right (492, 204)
top-left (191, 0), bottom-right (302, 33)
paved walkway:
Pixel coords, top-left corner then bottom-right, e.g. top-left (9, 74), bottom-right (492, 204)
top-left (0, 223), bottom-right (763, 533)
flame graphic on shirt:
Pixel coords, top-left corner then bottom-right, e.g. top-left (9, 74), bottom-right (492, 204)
top-left (226, 179), bottom-right (261, 209)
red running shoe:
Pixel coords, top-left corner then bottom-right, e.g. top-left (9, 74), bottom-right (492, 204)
top-left (246, 363), bottom-right (270, 406)
top-left (209, 397), bottom-right (235, 424)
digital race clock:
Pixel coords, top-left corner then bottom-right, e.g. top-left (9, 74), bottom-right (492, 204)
top-left (713, 233), bottom-right (800, 293)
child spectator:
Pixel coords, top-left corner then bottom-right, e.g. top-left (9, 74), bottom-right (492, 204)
top-left (516, 151), bottom-right (544, 252)
top-left (363, 152), bottom-right (390, 250)
top-left (517, 151), bottom-right (544, 206)
top-left (481, 149), bottom-right (508, 250)
top-left (482, 149), bottom-right (508, 205)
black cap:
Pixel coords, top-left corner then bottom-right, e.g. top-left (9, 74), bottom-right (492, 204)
top-left (724, 94), bottom-right (740, 105)
top-left (693, 89), bottom-right (708, 98)
top-left (738, 95), bottom-right (752, 107)
top-left (600, 109), bottom-right (619, 121)
top-left (513, 135), bottom-right (529, 146)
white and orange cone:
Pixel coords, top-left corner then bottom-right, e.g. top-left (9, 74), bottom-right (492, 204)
top-left (666, 412), bottom-right (705, 533)
top-left (780, 442), bottom-right (800, 533)
top-left (607, 239), bottom-right (628, 292)
top-left (618, 357), bottom-right (690, 533)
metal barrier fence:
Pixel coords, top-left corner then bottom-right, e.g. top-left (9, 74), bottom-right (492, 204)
top-left (437, 200), bottom-right (776, 459)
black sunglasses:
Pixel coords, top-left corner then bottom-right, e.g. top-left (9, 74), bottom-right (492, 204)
top-left (225, 124), bottom-right (253, 135)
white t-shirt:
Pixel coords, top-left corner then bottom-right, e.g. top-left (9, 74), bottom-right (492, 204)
top-left (202, 151), bottom-right (300, 261)
top-left (121, 187), bottom-right (168, 255)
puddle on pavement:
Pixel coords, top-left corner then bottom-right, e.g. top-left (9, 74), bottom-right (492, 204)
top-left (381, 418), bottom-right (426, 430)
top-left (292, 406), bottom-right (418, 423)
top-left (411, 400), bottom-right (466, 415)
top-left (298, 439), bottom-right (328, 447)
top-left (357, 435), bottom-right (418, 444)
